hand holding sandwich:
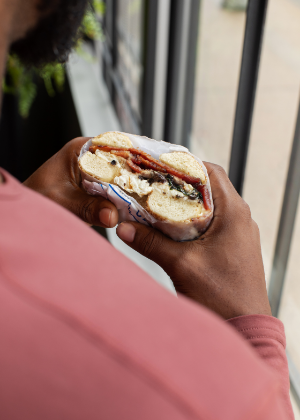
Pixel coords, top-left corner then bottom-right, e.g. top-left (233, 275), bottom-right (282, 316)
top-left (24, 137), bottom-right (119, 228)
top-left (24, 135), bottom-right (271, 320)
top-left (117, 163), bottom-right (272, 320)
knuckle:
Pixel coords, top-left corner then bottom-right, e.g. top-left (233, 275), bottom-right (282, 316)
top-left (78, 198), bottom-right (96, 224)
top-left (251, 219), bottom-right (261, 238)
top-left (241, 201), bottom-right (252, 219)
top-left (213, 164), bottom-right (227, 174)
top-left (233, 198), bottom-right (251, 221)
top-left (221, 198), bottom-right (252, 229)
top-left (66, 137), bottom-right (89, 156)
top-left (211, 164), bottom-right (228, 180)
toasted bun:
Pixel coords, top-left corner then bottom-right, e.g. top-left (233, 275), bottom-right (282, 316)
top-left (92, 132), bottom-right (133, 148)
top-left (79, 151), bottom-right (120, 183)
top-left (79, 133), bottom-right (213, 241)
top-left (159, 151), bottom-right (206, 184)
top-left (146, 189), bottom-right (203, 222)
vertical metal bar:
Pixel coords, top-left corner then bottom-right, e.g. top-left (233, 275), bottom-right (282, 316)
top-left (171, 0), bottom-right (192, 145)
top-left (142, 0), bottom-right (159, 137)
top-left (164, 0), bottom-right (201, 147)
top-left (268, 97), bottom-right (300, 317)
top-left (182, 0), bottom-right (201, 150)
top-left (152, 0), bottom-right (171, 141)
top-left (228, 0), bottom-right (268, 195)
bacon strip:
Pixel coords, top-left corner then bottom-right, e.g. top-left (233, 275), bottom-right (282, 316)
top-left (130, 149), bottom-right (202, 184)
top-left (129, 148), bottom-right (201, 184)
top-left (89, 146), bottom-right (130, 159)
top-left (110, 150), bottom-right (130, 159)
top-left (89, 145), bottom-right (211, 210)
top-left (127, 159), bottom-right (142, 173)
top-left (131, 155), bottom-right (167, 173)
top-left (89, 146), bottom-right (127, 153)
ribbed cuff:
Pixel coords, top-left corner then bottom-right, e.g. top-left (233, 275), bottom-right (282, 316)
top-left (227, 314), bottom-right (286, 348)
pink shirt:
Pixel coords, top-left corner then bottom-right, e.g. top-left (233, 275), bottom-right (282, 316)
top-left (0, 169), bottom-right (294, 420)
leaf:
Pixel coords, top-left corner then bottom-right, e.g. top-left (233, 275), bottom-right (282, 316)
top-left (93, 0), bottom-right (105, 16)
top-left (18, 74), bottom-right (37, 118)
top-left (81, 6), bottom-right (103, 41)
top-left (36, 63), bottom-right (66, 96)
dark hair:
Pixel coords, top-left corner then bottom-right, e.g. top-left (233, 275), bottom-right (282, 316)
top-left (10, 0), bottom-right (89, 67)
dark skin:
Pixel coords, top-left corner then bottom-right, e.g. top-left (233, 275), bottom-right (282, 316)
top-left (0, 0), bottom-right (271, 320)
top-left (23, 137), bottom-right (119, 228)
top-left (23, 137), bottom-right (271, 320)
top-left (116, 163), bottom-right (272, 319)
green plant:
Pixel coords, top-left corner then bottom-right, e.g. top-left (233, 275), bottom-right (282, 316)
top-left (3, 0), bottom-right (104, 118)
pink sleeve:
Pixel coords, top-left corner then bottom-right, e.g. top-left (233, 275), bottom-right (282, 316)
top-left (228, 315), bottom-right (294, 420)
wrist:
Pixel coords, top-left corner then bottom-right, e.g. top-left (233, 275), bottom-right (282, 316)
top-left (170, 268), bottom-right (272, 320)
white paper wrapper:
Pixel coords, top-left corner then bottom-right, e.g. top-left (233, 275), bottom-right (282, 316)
top-left (79, 132), bottom-right (214, 241)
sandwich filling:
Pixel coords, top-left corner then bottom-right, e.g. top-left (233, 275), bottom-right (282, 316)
top-left (88, 145), bottom-right (211, 211)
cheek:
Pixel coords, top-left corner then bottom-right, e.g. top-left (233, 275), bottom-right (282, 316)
top-left (37, 0), bottom-right (60, 15)
top-left (11, 1), bottom-right (40, 42)
top-left (11, 0), bottom-right (59, 43)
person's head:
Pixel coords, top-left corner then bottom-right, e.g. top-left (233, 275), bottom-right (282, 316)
top-left (6, 0), bottom-right (89, 67)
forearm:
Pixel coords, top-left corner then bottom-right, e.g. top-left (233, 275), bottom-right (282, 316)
top-left (228, 315), bottom-right (294, 420)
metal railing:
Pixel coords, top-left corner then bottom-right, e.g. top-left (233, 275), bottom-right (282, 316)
top-left (229, 0), bottom-right (268, 195)
top-left (228, 0), bottom-right (300, 407)
top-left (101, 0), bottom-right (300, 406)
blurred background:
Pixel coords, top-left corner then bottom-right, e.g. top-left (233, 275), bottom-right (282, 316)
top-left (1, 0), bottom-right (300, 414)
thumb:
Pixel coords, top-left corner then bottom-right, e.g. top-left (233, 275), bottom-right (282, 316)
top-left (116, 222), bottom-right (178, 270)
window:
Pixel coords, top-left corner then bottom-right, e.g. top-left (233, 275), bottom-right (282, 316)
top-left (191, 0), bottom-right (246, 169)
top-left (100, 0), bottom-right (300, 408)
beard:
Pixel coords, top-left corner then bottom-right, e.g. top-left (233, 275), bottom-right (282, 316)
top-left (10, 0), bottom-right (89, 67)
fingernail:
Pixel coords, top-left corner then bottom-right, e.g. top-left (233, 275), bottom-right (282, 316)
top-left (99, 208), bottom-right (112, 227)
top-left (117, 223), bottom-right (136, 243)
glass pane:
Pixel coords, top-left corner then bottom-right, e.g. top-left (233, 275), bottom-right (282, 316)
top-left (191, 0), bottom-right (300, 390)
top-left (280, 198), bottom-right (300, 373)
top-left (104, 0), bottom-right (114, 47)
top-left (191, 0), bottom-right (246, 170)
top-left (116, 0), bottom-right (145, 120)
top-left (243, 0), bottom-right (300, 282)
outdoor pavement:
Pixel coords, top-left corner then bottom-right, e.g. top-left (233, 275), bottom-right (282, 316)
top-left (191, 0), bottom-right (300, 415)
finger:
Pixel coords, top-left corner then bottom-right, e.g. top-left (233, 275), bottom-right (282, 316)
top-left (204, 162), bottom-right (237, 200)
top-left (203, 162), bottom-right (244, 218)
top-left (67, 188), bottom-right (119, 227)
top-left (69, 137), bottom-right (93, 156)
top-left (60, 137), bottom-right (119, 226)
top-left (116, 222), bottom-right (180, 270)
top-left (198, 163), bottom-right (252, 245)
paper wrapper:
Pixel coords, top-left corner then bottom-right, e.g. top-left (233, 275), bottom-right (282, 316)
top-left (79, 132), bottom-right (214, 241)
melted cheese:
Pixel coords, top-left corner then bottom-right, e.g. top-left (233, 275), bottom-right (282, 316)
top-left (111, 162), bottom-right (198, 202)
top-left (183, 183), bottom-right (194, 193)
top-left (152, 183), bottom-right (189, 201)
top-left (114, 169), bottom-right (153, 196)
